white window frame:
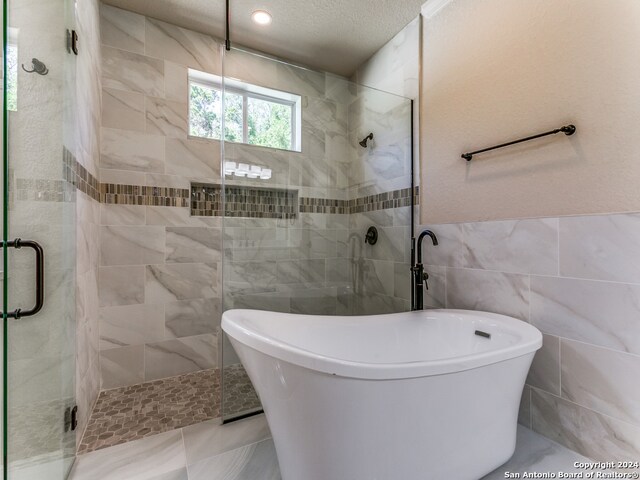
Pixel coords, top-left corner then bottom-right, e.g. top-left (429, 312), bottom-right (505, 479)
top-left (188, 69), bottom-right (302, 152)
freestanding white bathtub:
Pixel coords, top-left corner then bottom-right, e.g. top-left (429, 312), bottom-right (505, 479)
top-left (222, 309), bottom-right (542, 480)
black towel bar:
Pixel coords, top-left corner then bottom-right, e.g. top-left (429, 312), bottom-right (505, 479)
top-left (462, 124), bottom-right (576, 161)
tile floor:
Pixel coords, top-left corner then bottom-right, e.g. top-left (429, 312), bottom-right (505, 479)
top-left (79, 365), bottom-right (261, 453)
top-left (70, 416), bottom-right (594, 480)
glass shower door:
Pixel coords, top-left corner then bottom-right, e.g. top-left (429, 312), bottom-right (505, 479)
top-left (2, 0), bottom-right (77, 478)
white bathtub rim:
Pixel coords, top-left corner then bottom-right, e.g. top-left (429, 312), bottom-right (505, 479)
top-left (222, 308), bottom-right (542, 380)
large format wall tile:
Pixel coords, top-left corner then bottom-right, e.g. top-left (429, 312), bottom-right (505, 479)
top-left (423, 264), bottom-right (446, 309)
top-left (146, 97), bottom-right (188, 138)
top-left (146, 263), bottom-right (219, 303)
top-left (362, 259), bottom-right (394, 296)
top-left (146, 205), bottom-right (221, 227)
top-left (277, 62), bottom-right (326, 98)
top-left (446, 268), bottom-right (530, 320)
top-left (276, 259), bottom-right (326, 285)
top-left (560, 213), bottom-right (640, 283)
top-left (519, 385), bottom-right (532, 428)
top-left (144, 334), bottom-right (218, 380)
top-left (165, 61), bottom-right (189, 103)
top-left (100, 204), bottom-right (146, 226)
top-left (165, 298), bottom-right (220, 338)
top-left (100, 225), bottom-right (165, 266)
top-left (99, 303), bottom-right (165, 350)
top-left (102, 46), bottom-right (164, 96)
top-left (421, 219), bottom-right (558, 275)
top-left (102, 88), bottom-right (145, 132)
top-left (165, 227), bottom-right (221, 263)
top-left (100, 4), bottom-right (145, 54)
top-left (531, 275), bottom-right (640, 355)
top-left (532, 388), bottom-right (640, 462)
top-left (526, 334), bottom-right (560, 395)
top-left (560, 339), bottom-right (640, 427)
top-left (100, 345), bottom-right (144, 389)
top-left (290, 288), bottom-right (338, 315)
top-left (364, 226), bottom-right (408, 263)
top-left (101, 128), bottom-right (165, 172)
top-left (98, 266), bottom-right (145, 307)
top-left (226, 261), bottom-right (278, 288)
top-left (165, 138), bottom-right (220, 179)
top-left (145, 19), bottom-right (220, 72)
top-left (461, 218), bottom-right (558, 275)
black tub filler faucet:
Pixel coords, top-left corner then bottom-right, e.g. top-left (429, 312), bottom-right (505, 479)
top-left (412, 229), bottom-right (438, 310)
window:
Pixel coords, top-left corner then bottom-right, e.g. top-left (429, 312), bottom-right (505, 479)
top-left (5, 29), bottom-right (19, 112)
top-left (189, 69), bottom-right (301, 152)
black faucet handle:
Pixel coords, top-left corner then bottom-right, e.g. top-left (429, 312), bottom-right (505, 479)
top-left (423, 271), bottom-right (429, 290)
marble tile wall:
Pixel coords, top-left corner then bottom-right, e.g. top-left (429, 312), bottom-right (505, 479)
top-left (96, 4), bottom-right (231, 388)
top-left (74, 0), bottom-right (103, 446)
top-left (418, 213), bottom-right (640, 462)
top-left (344, 16), bottom-right (420, 315)
top-left (97, 5), bottom-right (417, 394)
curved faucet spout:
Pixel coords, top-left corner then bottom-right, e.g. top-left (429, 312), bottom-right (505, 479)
top-left (416, 229), bottom-right (438, 264)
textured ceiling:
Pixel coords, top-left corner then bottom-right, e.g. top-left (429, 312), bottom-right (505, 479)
top-left (101, 0), bottom-right (424, 76)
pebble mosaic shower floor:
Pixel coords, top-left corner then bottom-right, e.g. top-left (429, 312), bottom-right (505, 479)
top-left (78, 365), bottom-right (261, 453)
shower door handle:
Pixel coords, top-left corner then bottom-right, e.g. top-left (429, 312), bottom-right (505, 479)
top-left (1, 238), bottom-right (45, 319)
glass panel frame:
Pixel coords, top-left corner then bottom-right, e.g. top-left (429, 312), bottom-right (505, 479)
top-left (219, 46), bottom-right (414, 423)
top-left (2, 0), bottom-right (77, 477)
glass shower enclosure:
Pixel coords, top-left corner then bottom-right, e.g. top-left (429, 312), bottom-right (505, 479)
top-left (219, 47), bottom-right (414, 421)
top-left (2, 0), bottom-right (77, 478)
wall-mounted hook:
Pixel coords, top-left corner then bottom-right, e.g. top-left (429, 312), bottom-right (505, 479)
top-left (22, 58), bottom-right (48, 75)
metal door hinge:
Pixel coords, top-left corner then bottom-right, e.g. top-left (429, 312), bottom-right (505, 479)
top-left (67, 29), bottom-right (79, 55)
top-left (64, 406), bottom-right (78, 432)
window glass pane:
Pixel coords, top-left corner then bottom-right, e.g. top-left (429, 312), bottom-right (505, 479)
top-left (7, 44), bottom-right (18, 112)
top-left (189, 84), bottom-right (244, 143)
top-left (189, 83), bottom-right (222, 139)
top-left (247, 97), bottom-right (292, 150)
top-left (223, 91), bottom-right (243, 143)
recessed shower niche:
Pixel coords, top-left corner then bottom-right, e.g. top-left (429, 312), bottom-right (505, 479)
top-left (190, 183), bottom-right (299, 220)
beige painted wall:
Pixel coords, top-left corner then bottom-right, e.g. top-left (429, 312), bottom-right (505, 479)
top-left (420, 0), bottom-right (640, 224)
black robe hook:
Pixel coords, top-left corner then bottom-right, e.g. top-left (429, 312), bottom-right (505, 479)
top-left (22, 58), bottom-right (48, 75)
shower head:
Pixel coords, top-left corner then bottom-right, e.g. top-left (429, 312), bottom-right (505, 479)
top-left (359, 133), bottom-right (374, 148)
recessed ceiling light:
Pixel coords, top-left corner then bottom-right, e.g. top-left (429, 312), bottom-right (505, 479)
top-left (251, 10), bottom-right (272, 25)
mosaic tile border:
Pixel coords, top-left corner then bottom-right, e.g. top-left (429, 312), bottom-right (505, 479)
top-left (101, 184), bottom-right (190, 207)
top-left (192, 183), bottom-right (419, 218)
top-left (52, 148), bottom-right (419, 217)
top-left (64, 147), bottom-right (101, 202)
top-left (300, 186), bottom-right (419, 215)
top-left (191, 184), bottom-right (299, 219)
